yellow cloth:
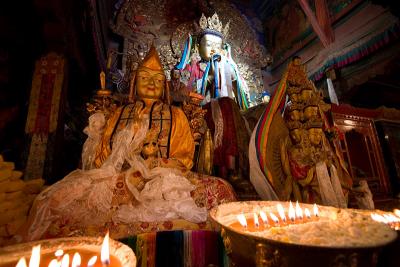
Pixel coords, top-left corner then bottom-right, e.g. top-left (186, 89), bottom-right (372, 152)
top-left (94, 103), bottom-right (195, 171)
top-left (170, 106), bottom-right (195, 170)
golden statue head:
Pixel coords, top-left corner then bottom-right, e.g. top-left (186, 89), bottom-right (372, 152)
top-left (300, 88), bottom-right (313, 102)
top-left (304, 105), bottom-right (319, 120)
top-left (287, 121), bottom-right (303, 144)
top-left (305, 119), bottom-right (324, 146)
top-left (292, 56), bottom-right (302, 66)
top-left (290, 129), bottom-right (303, 144)
top-left (129, 46), bottom-right (169, 103)
top-left (288, 109), bottom-right (302, 121)
top-left (308, 127), bottom-right (324, 146)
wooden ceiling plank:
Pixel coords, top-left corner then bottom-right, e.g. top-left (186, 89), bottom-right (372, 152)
top-left (315, 0), bottom-right (334, 43)
top-left (297, 0), bottom-right (330, 47)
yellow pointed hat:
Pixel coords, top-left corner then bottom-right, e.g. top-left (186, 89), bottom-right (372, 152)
top-left (139, 45), bottom-right (163, 71)
top-left (129, 45), bottom-right (170, 103)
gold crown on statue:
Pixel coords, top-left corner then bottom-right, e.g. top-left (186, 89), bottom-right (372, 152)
top-left (199, 13), bottom-right (229, 38)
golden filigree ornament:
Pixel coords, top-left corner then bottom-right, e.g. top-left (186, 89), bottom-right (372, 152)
top-left (182, 92), bottom-right (207, 143)
top-left (199, 13), bottom-right (229, 38)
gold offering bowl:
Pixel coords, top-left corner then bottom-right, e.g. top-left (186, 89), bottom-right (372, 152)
top-left (210, 201), bottom-right (397, 267)
top-left (0, 236), bottom-right (136, 267)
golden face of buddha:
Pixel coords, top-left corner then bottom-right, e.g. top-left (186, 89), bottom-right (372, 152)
top-left (304, 106), bottom-right (318, 120)
top-left (289, 109), bottom-right (302, 121)
top-left (290, 129), bottom-right (302, 144)
top-left (308, 128), bottom-right (323, 146)
top-left (199, 34), bottom-right (223, 61)
top-left (136, 67), bottom-right (165, 100)
top-left (289, 93), bottom-right (299, 103)
top-left (301, 89), bottom-right (312, 102)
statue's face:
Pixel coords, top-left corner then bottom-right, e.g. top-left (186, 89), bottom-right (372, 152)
top-left (290, 129), bottom-right (302, 144)
top-left (199, 34), bottom-right (223, 61)
top-left (289, 93), bottom-right (299, 103)
top-left (289, 110), bottom-right (302, 121)
top-left (304, 106), bottom-right (318, 120)
top-left (308, 128), bottom-right (323, 145)
top-left (300, 89), bottom-right (312, 102)
top-left (136, 67), bottom-right (165, 100)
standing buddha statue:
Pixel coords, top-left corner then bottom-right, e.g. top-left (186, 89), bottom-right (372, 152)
top-left (176, 13), bottom-right (249, 110)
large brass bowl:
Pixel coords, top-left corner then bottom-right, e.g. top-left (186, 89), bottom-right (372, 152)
top-left (0, 236), bottom-right (136, 267)
top-left (209, 201), bottom-right (397, 267)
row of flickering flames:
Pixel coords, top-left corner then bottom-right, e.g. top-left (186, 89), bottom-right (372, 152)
top-left (235, 202), bottom-right (319, 229)
top-left (371, 209), bottom-right (400, 231)
top-left (235, 202), bottom-right (400, 231)
top-left (15, 232), bottom-right (111, 267)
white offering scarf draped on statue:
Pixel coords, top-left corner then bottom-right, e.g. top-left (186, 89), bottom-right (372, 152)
top-left (26, 113), bottom-right (207, 241)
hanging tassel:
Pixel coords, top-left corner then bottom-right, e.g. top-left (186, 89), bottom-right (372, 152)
top-left (327, 78), bottom-right (339, 105)
top-left (176, 35), bottom-right (192, 70)
top-left (213, 54), bottom-right (219, 98)
top-left (200, 61), bottom-right (211, 96)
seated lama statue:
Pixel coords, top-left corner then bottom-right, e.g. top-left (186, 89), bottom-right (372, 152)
top-left (21, 46), bottom-right (236, 241)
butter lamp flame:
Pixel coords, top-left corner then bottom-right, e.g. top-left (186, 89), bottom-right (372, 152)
top-left (276, 204), bottom-right (286, 222)
top-left (28, 245), bottom-right (40, 267)
top-left (304, 208), bottom-right (311, 219)
top-left (269, 212), bottom-right (279, 224)
top-left (87, 256), bottom-right (97, 267)
top-left (253, 213), bottom-right (259, 228)
top-left (394, 209), bottom-right (400, 218)
top-left (101, 232), bottom-right (111, 266)
top-left (259, 211), bottom-right (268, 223)
top-left (47, 259), bottom-right (58, 267)
top-left (313, 204), bottom-right (319, 217)
top-left (61, 254), bottom-right (69, 267)
top-left (371, 213), bottom-right (387, 224)
top-left (237, 214), bottom-right (247, 228)
top-left (72, 252), bottom-right (81, 267)
top-left (288, 201), bottom-right (295, 222)
top-left (295, 201), bottom-right (303, 220)
top-left (16, 257), bottom-right (27, 267)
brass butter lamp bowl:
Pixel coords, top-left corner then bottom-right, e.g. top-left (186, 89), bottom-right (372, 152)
top-left (0, 236), bottom-right (136, 267)
top-left (210, 201), bottom-right (397, 267)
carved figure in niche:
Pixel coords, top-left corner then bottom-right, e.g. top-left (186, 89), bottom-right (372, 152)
top-left (168, 68), bottom-right (189, 106)
top-left (176, 13), bottom-right (249, 110)
top-left (21, 47), bottom-right (236, 241)
top-left (250, 57), bottom-right (353, 207)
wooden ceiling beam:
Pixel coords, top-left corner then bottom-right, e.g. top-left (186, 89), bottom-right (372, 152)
top-left (297, 0), bottom-right (331, 47)
top-left (315, 0), bottom-right (335, 44)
